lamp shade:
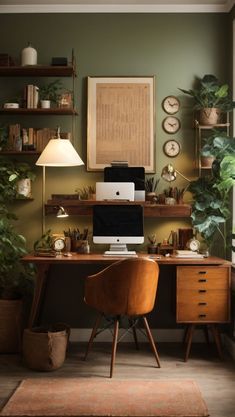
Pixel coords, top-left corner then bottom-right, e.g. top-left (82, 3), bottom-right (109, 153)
top-left (36, 138), bottom-right (84, 167)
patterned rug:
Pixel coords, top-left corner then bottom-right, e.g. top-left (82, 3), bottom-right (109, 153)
top-left (0, 378), bottom-right (209, 417)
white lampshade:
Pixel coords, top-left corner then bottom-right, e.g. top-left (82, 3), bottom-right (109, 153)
top-left (36, 138), bottom-right (84, 167)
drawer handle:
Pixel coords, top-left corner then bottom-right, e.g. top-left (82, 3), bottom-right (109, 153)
top-left (198, 271), bottom-right (207, 275)
top-left (198, 302), bottom-right (207, 306)
top-left (198, 289), bottom-right (207, 293)
top-left (198, 279), bottom-right (207, 282)
top-left (199, 314), bottom-right (207, 318)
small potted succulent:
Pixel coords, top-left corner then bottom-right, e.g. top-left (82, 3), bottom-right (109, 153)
top-left (145, 176), bottom-right (160, 203)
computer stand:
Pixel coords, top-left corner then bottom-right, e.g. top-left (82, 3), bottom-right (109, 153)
top-left (104, 244), bottom-right (137, 257)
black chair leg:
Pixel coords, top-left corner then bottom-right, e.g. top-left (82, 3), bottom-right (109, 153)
top-left (142, 316), bottom-right (161, 368)
top-left (110, 318), bottom-right (119, 378)
top-left (129, 318), bottom-right (139, 350)
top-left (84, 313), bottom-right (102, 360)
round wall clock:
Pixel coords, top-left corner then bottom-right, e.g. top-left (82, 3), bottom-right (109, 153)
top-left (163, 140), bottom-right (181, 157)
top-left (162, 116), bottom-right (181, 134)
top-left (162, 96), bottom-right (180, 114)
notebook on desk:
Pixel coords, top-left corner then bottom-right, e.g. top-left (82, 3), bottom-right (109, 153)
top-left (96, 182), bottom-right (135, 201)
top-left (174, 250), bottom-right (204, 258)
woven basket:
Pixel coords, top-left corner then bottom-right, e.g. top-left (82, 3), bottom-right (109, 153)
top-left (22, 324), bottom-right (70, 371)
top-left (0, 299), bottom-right (22, 353)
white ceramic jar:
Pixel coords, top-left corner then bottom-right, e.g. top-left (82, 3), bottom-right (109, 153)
top-left (21, 43), bottom-right (37, 66)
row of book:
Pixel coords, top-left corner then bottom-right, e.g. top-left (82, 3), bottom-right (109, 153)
top-left (24, 84), bottom-right (39, 109)
top-left (7, 124), bottom-right (71, 152)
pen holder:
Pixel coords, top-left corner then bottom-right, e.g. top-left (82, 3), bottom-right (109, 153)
top-left (71, 239), bottom-right (89, 253)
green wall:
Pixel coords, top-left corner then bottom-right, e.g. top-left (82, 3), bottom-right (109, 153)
top-left (0, 12), bottom-right (231, 251)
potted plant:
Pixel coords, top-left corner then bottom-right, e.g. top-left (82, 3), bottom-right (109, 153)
top-left (201, 130), bottom-right (235, 169)
top-left (145, 176), bottom-right (160, 202)
top-left (0, 157), bottom-right (36, 199)
top-left (178, 74), bottom-right (233, 125)
top-left (39, 79), bottom-right (63, 108)
top-left (188, 134), bottom-right (235, 257)
top-left (0, 215), bottom-right (35, 352)
top-left (147, 234), bottom-right (158, 254)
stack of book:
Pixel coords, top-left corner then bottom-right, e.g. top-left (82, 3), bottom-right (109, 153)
top-left (25, 84), bottom-right (39, 109)
top-left (174, 250), bottom-right (204, 258)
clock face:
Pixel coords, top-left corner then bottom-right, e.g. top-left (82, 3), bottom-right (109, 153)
top-left (53, 238), bottom-right (65, 252)
top-left (162, 116), bottom-right (181, 134)
top-left (187, 238), bottom-right (200, 252)
top-left (163, 140), bottom-right (181, 157)
top-left (162, 96), bottom-right (180, 114)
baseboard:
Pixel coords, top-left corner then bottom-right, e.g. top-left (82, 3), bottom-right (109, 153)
top-left (70, 328), bottom-right (208, 343)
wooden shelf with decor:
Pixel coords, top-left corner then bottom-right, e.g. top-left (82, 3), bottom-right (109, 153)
top-left (0, 108), bottom-right (78, 115)
top-left (45, 199), bottom-right (192, 218)
top-left (0, 65), bottom-right (75, 78)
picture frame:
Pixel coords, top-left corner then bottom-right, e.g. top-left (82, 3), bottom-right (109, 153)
top-left (87, 76), bottom-right (155, 172)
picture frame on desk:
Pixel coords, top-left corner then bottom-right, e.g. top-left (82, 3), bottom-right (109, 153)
top-left (87, 76), bottom-right (155, 173)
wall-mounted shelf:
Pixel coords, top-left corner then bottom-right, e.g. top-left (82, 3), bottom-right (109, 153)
top-left (0, 108), bottom-right (78, 115)
top-left (0, 65), bottom-right (76, 77)
top-left (45, 199), bottom-right (192, 218)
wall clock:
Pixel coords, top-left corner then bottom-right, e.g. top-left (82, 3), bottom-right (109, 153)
top-left (162, 116), bottom-right (181, 134)
top-left (163, 140), bottom-right (181, 157)
top-left (162, 95), bottom-right (180, 114)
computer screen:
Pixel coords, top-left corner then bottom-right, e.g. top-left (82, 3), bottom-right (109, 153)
top-left (93, 204), bottom-right (144, 254)
top-left (104, 167), bottom-right (145, 190)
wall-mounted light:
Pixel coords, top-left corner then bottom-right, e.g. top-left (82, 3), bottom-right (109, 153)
top-left (161, 164), bottom-right (191, 183)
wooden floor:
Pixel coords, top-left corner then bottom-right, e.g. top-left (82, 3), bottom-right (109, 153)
top-left (0, 342), bottom-right (235, 417)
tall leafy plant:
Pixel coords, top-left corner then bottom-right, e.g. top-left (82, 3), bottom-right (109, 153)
top-left (189, 134), bottom-right (235, 255)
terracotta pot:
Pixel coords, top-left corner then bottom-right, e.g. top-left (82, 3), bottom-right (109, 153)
top-left (199, 108), bottom-right (221, 125)
top-left (201, 156), bottom-right (215, 168)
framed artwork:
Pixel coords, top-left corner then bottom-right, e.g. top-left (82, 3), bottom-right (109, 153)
top-left (87, 76), bottom-right (155, 172)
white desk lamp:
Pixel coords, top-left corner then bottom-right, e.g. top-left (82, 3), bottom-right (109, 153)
top-left (36, 128), bottom-right (84, 233)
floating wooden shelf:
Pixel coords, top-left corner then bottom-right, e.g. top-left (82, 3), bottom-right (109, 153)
top-left (45, 199), bottom-right (192, 218)
top-left (0, 108), bottom-right (78, 115)
top-left (0, 65), bottom-right (76, 77)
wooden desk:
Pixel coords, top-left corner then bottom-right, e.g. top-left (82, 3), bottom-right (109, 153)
top-left (22, 253), bottom-right (231, 330)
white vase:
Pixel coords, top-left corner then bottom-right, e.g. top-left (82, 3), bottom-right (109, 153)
top-left (21, 43), bottom-right (37, 66)
top-left (17, 178), bottom-right (31, 198)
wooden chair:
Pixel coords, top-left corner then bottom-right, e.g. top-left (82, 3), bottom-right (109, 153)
top-left (84, 257), bottom-right (160, 377)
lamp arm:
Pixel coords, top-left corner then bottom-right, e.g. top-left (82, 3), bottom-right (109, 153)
top-left (175, 169), bottom-right (191, 183)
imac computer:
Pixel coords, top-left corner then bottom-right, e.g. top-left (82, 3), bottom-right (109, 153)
top-left (104, 167), bottom-right (145, 201)
top-left (93, 204), bottom-right (144, 256)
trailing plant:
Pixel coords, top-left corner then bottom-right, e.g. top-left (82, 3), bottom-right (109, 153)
top-left (189, 135), bottom-right (235, 255)
top-left (178, 74), bottom-right (233, 112)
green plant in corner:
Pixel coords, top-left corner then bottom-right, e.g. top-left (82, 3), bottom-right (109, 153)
top-left (0, 157), bottom-right (36, 201)
top-left (188, 135), bottom-right (235, 256)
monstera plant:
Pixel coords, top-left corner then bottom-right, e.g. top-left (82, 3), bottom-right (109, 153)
top-left (189, 134), bottom-right (235, 256)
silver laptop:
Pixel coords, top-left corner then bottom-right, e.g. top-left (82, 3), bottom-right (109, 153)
top-left (96, 182), bottom-right (135, 201)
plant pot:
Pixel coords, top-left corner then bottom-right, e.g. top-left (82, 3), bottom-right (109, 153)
top-left (146, 192), bottom-right (157, 203)
top-left (40, 99), bottom-right (51, 109)
top-left (0, 299), bottom-right (22, 353)
top-left (199, 107), bottom-right (221, 125)
top-left (17, 178), bottom-right (32, 198)
top-left (201, 156), bottom-right (215, 169)
top-left (22, 324), bottom-right (70, 371)
top-left (147, 244), bottom-right (158, 254)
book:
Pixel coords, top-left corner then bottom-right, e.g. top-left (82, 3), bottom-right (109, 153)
top-left (174, 250), bottom-right (204, 258)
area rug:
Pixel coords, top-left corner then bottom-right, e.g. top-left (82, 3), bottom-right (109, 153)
top-left (0, 378), bottom-right (209, 417)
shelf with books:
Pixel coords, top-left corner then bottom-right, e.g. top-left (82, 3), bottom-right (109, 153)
top-left (0, 108), bottom-right (77, 115)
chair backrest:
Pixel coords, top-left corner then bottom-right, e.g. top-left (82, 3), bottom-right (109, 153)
top-left (84, 257), bottom-right (159, 316)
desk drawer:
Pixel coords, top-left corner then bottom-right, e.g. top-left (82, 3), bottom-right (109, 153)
top-left (177, 266), bottom-right (229, 290)
top-left (177, 289), bottom-right (230, 322)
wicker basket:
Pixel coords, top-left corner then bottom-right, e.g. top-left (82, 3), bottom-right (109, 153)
top-left (22, 324), bottom-right (70, 371)
top-left (0, 299), bottom-right (22, 353)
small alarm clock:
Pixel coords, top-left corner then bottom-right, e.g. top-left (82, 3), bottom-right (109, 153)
top-left (52, 237), bottom-right (66, 255)
top-left (186, 237), bottom-right (201, 252)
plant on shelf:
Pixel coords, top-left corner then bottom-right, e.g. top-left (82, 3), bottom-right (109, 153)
top-left (188, 134), bottom-right (235, 257)
top-left (39, 79), bottom-right (63, 108)
top-left (75, 185), bottom-right (96, 200)
top-left (178, 74), bottom-right (233, 125)
top-left (145, 176), bottom-right (160, 202)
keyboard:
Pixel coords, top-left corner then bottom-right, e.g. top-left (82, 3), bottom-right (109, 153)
top-left (103, 251), bottom-right (137, 257)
